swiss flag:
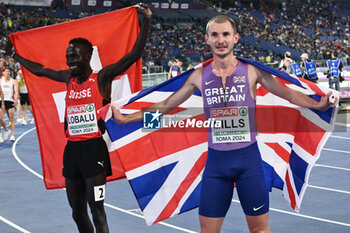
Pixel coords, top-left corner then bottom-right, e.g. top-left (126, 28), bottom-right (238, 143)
top-left (10, 6), bottom-right (142, 189)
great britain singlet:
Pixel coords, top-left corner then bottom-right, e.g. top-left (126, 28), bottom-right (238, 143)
top-left (202, 60), bottom-right (257, 151)
top-left (65, 72), bottom-right (104, 141)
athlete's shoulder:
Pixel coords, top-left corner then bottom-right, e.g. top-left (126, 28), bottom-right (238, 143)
top-left (247, 63), bottom-right (259, 74)
top-left (247, 63), bottom-right (272, 84)
top-left (189, 66), bottom-right (202, 79)
top-left (185, 66), bottom-right (202, 90)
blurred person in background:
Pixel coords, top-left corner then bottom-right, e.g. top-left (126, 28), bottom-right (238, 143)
top-left (325, 50), bottom-right (343, 91)
top-left (0, 66), bottom-right (18, 141)
top-left (300, 53), bottom-right (318, 83)
top-left (17, 69), bottom-right (34, 125)
top-left (168, 57), bottom-right (183, 79)
top-left (278, 51), bottom-right (292, 72)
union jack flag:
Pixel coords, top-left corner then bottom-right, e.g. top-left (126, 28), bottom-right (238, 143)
top-left (233, 75), bottom-right (246, 83)
top-left (99, 58), bottom-right (337, 225)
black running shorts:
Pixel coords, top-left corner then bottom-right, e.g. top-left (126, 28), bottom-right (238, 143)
top-left (0, 101), bottom-right (14, 110)
top-left (63, 137), bottom-right (112, 179)
top-left (20, 93), bottom-right (30, 105)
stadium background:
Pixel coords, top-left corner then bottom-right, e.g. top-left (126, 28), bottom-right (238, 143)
top-left (0, 1), bottom-right (350, 233)
top-left (1, 0), bottom-right (350, 99)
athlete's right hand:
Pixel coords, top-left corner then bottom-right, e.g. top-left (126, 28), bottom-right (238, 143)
top-left (136, 3), bottom-right (152, 19)
top-left (111, 103), bottom-right (126, 124)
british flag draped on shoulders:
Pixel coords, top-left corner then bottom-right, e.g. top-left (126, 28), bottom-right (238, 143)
top-left (99, 57), bottom-right (338, 225)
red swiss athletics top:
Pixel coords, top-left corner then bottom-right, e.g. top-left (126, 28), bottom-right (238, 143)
top-left (65, 72), bottom-right (104, 141)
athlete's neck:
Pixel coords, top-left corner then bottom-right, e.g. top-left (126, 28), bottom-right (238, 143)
top-left (211, 54), bottom-right (238, 77)
top-left (76, 67), bottom-right (92, 84)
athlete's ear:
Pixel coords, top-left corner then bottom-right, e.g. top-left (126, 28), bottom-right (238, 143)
top-left (205, 34), bottom-right (209, 45)
top-left (233, 33), bottom-right (240, 44)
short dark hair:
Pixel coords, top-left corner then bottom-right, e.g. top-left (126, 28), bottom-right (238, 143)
top-left (206, 15), bottom-right (237, 35)
top-left (332, 50), bottom-right (338, 57)
top-left (176, 56), bottom-right (184, 62)
top-left (3, 66), bottom-right (11, 71)
top-left (69, 38), bottom-right (93, 56)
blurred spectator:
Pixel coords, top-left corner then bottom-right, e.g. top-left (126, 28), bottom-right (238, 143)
top-left (285, 58), bottom-right (303, 78)
top-left (325, 50), bottom-right (343, 91)
top-left (279, 51), bottom-right (293, 71)
top-left (0, 0), bottom-right (349, 72)
top-left (167, 57), bottom-right (183, 80)
top-left (300, 53), bottom-right (318, 83)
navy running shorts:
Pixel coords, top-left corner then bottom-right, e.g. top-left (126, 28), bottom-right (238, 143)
top-left (63, 137), bottom-right (112, 179)
top-left (199, 142), bottom-right (269, 217)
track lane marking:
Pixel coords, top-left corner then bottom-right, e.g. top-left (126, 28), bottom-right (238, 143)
top-left (12, 127), bottom-right (197, 233)
top-left (315, 164), bottom-right (350, 172)
top-left (231, 199), bottom-right (350, 227)
top-left (0, 216), bottom-right (31, 233)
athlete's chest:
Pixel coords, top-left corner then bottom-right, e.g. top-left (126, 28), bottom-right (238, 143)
top-left (66, 77), bottom-right (101, 104)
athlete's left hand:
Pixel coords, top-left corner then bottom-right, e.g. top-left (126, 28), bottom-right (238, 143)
top-left (111, 103), bottom-right (126, 124)
top-left (317, 91), bottom-right (338, 111)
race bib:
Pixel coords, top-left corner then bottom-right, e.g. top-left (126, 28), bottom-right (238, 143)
top-left (210, 106), bottom-right (251, 143)
top-left (20, 86), bottom-right (28, 94)
top-left (2, 83), bottom-right (12, 100)
top-left (67, 103), bottom-right (98, 136)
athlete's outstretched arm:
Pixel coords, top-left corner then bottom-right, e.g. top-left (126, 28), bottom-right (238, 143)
top-left (112, 69), bottom-right (200, 124)
top-left (253, 65), bottom-right (336, 111)
top-left (5, 39), bottom-right (70, 84)
top-left (97, 4), bottom-right (152, 100)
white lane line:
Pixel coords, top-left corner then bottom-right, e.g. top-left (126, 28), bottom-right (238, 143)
top-left (335, 122), bottom-right (350, 127)
top-left (0, 168), bottom-right (26, 173)
top-left (231, 200), bottom-right (350, 227)
top-left (12, 127), bottom-right (197, 233)
top-left (0, 216), bottom-right (31, 233)
top-left (308, 185), bottom-right (350, 195)
top-left (322, 148), bottom-right (350, 154)
top-left (330, 135), bottom-right (350, 140)
top-left (268, 207), bottom-right (350, 227)
top-left (315, 164), bottom-right (350, 172)
top-left (127, 208), bottom-right (142, 212)
top-left (106, 204), bottom-right (198, 233)
top-left (12, 127), bottom-right (43, 179)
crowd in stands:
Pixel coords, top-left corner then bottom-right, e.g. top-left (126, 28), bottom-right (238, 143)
top-left (142, 15), bottom-right (282, 72)
top-left (1, 0), bottom-right (349, 73)
top-left (212, 0), bottom-right (350, 60)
